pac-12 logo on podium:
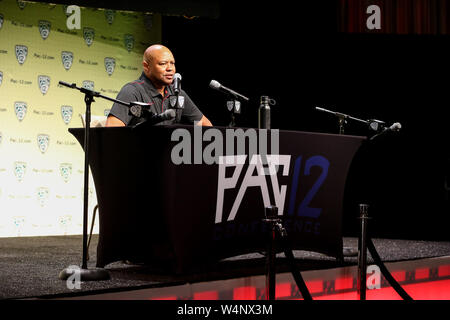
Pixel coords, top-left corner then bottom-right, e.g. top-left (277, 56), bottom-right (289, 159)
top-left (215, 154), bottom-right (291, 223)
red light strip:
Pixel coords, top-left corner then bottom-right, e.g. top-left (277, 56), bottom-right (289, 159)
top-left (233, 286), bottom-right (256, 300)
top-left (194, 291), bottom-right (219, 300)
top-left (147, 263), bottom-right (450, 300)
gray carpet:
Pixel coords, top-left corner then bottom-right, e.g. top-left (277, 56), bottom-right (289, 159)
top-left (0, 235), bottom-right (449, 299)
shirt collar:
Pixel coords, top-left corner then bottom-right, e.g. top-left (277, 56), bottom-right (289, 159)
top-left (139, 72), bottom-right (173, 98)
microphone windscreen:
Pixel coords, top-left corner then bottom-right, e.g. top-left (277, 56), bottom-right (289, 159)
top-left (392, 122), bottom-right (402, 131)
top-left (209, 80), bottom-right (221, 90)
top-left (130, 101), bottom-right (153, 107)
top-left (174, 73), bottom-right (182, 81)
top-left (162, 108), bottom-right (176, 120)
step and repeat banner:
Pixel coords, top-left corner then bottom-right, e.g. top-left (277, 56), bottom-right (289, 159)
top-left (0, 0), bottom-right (161, 237)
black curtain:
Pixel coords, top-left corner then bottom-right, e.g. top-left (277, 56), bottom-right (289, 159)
top-left (338, 0), bottom-right (450, 35)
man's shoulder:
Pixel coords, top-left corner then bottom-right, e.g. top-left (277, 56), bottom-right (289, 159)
top-left (120, 79), bottom-right (146, 93)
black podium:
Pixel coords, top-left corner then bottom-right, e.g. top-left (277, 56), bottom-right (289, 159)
top-left (69, 125), bottom-right (364, 273)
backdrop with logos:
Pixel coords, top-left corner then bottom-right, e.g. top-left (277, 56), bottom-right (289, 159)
top-left (0, 0), bottom-right (161, 237)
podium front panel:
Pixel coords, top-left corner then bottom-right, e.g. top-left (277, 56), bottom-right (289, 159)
top-left (69, 125), bottom-right (365, 273)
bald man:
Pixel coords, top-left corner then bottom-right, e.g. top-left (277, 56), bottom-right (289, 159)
top-left (106, 44), bottom-right (212, 127)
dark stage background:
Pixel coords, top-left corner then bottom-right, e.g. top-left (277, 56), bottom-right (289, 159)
top-left (31, 0), bottom-right (450, 241)
top-left (161, 1), bottom-right (450, 241)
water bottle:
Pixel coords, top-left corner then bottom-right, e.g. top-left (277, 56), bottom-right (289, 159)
top-left (258, 96), bottom-right (271, 129)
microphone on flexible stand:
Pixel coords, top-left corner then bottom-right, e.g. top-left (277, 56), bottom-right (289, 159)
top-left (209, 79), bottom-right (249, 127)
top-left (169, 73), bottom-right (185, 109)
top-left (209, 80), bottom-right (249, 101)
top-left (370, 122), bottom-right (402, 140)
top-left (148, 109), bottom-right (176, 124)
top-left (132, 108), bottom-right (176, 130)
top-left (385, 122), bottom-right (402, 132)
top-left (128, 101), bottom-right (152, 118)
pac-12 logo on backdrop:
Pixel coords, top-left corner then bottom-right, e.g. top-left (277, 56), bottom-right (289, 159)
top-left (38, 75), bottom-right (50, 95)
top-left (14, 161), bottom-right (27, 182)
top-left (38, 20), bottom-right (51, 40)
top-left (82, 80), bottom-right (94, 90)
top-left (17, 0), bottom-right (26, 9)
top-left (36, 187), bottom-right (49, 207)
top-left (61, 51), bottom-right (74, 71)
top-left (14, 102), bottom-right (27, 121)
top-left (15, 45), bottom-right (28, 65)
top-left (144, 14), bottom-right (153, 31)
top-left (37, 134), bottom-right (50, 154)
top-left (58, 215), bottom-right (72, 232)
top-left (61, 105), bottom-right (73, 124)
top-left (59, 163), bottom-right (72, 183)
top-left (124, 34), bottom-right (134, 52)
top-left (104, 57), bottom-right (115, 76)
top-left (83, 27), bottom-right (95, 46)
top-left (105, 10), bottom-right (115, 25)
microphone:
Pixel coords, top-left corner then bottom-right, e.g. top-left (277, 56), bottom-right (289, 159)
top-left (370, 122), bottom-right (402, 141)
top-left (130, 101), bottom-right (152, 107)
top-left (132, 109), bottom-right (176, 130)
top-left (128, 103), bottom-right (176, 124)
top-left (173, 73), bottom-right (182, 94)
top-left (385, 122), bottom-right (402, 132)
top-left (209, 80), bottom-right (249, 101)
top-left (129, 101), bottom-right (153, 118)
top-left (148, 108), bottom-right (176, 125)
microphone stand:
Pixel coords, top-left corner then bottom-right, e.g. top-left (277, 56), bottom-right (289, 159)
top-left (315, 106), bottom-right (395, 259)
top-left (315, 107), bottom-right (384, 135)
top-left (169, 91), bottom-right (184, 110)
top-left (57, 81), bottom-right (138, 282)
top-left (227, 100), bottom-right (241, 127)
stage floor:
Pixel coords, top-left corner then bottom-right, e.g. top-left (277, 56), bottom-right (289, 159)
top-left (0, 235), bottom-right (449, 300)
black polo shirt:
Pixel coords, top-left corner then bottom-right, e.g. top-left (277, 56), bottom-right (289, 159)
top-left (109, 72), bottom-right (203, 126)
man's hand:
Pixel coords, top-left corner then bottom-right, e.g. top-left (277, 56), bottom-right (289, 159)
top-left (196, 115), bottom-right (213, 127)
top-left (105, 115), bottom-right (126, 127)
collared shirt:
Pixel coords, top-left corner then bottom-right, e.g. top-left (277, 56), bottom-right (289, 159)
top-left (109, 72), bottom-right (203, 126)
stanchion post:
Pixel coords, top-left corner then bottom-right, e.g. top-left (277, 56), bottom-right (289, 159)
top-left (357, 203), bottom-right (370, 300)
top-left (264, 205), bottom-right (278, 301)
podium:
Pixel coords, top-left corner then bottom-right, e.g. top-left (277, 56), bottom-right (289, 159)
top-left (69, 125), bottom-right (365, 273)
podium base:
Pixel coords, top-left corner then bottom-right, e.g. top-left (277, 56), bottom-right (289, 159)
top-left (59, 267), bottom-right (110, 281)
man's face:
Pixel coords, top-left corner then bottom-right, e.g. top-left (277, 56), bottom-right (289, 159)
top-left (143, 48), bottom-right (176, 88)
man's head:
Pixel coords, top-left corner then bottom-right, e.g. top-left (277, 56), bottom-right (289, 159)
top-left (142, 44), bottom-right (176, 88)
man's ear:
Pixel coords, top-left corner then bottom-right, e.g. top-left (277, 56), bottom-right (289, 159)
top-left (142, 60), bottom-right (149, 73)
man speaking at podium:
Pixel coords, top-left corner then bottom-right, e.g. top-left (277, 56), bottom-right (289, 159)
top-left (106, 44), bottom-right (212, 127)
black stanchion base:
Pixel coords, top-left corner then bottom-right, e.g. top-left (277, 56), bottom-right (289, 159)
top-left (343, 246), bottom-right (358, 257)
top-left (59, 267), bottom-right (110, 281)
